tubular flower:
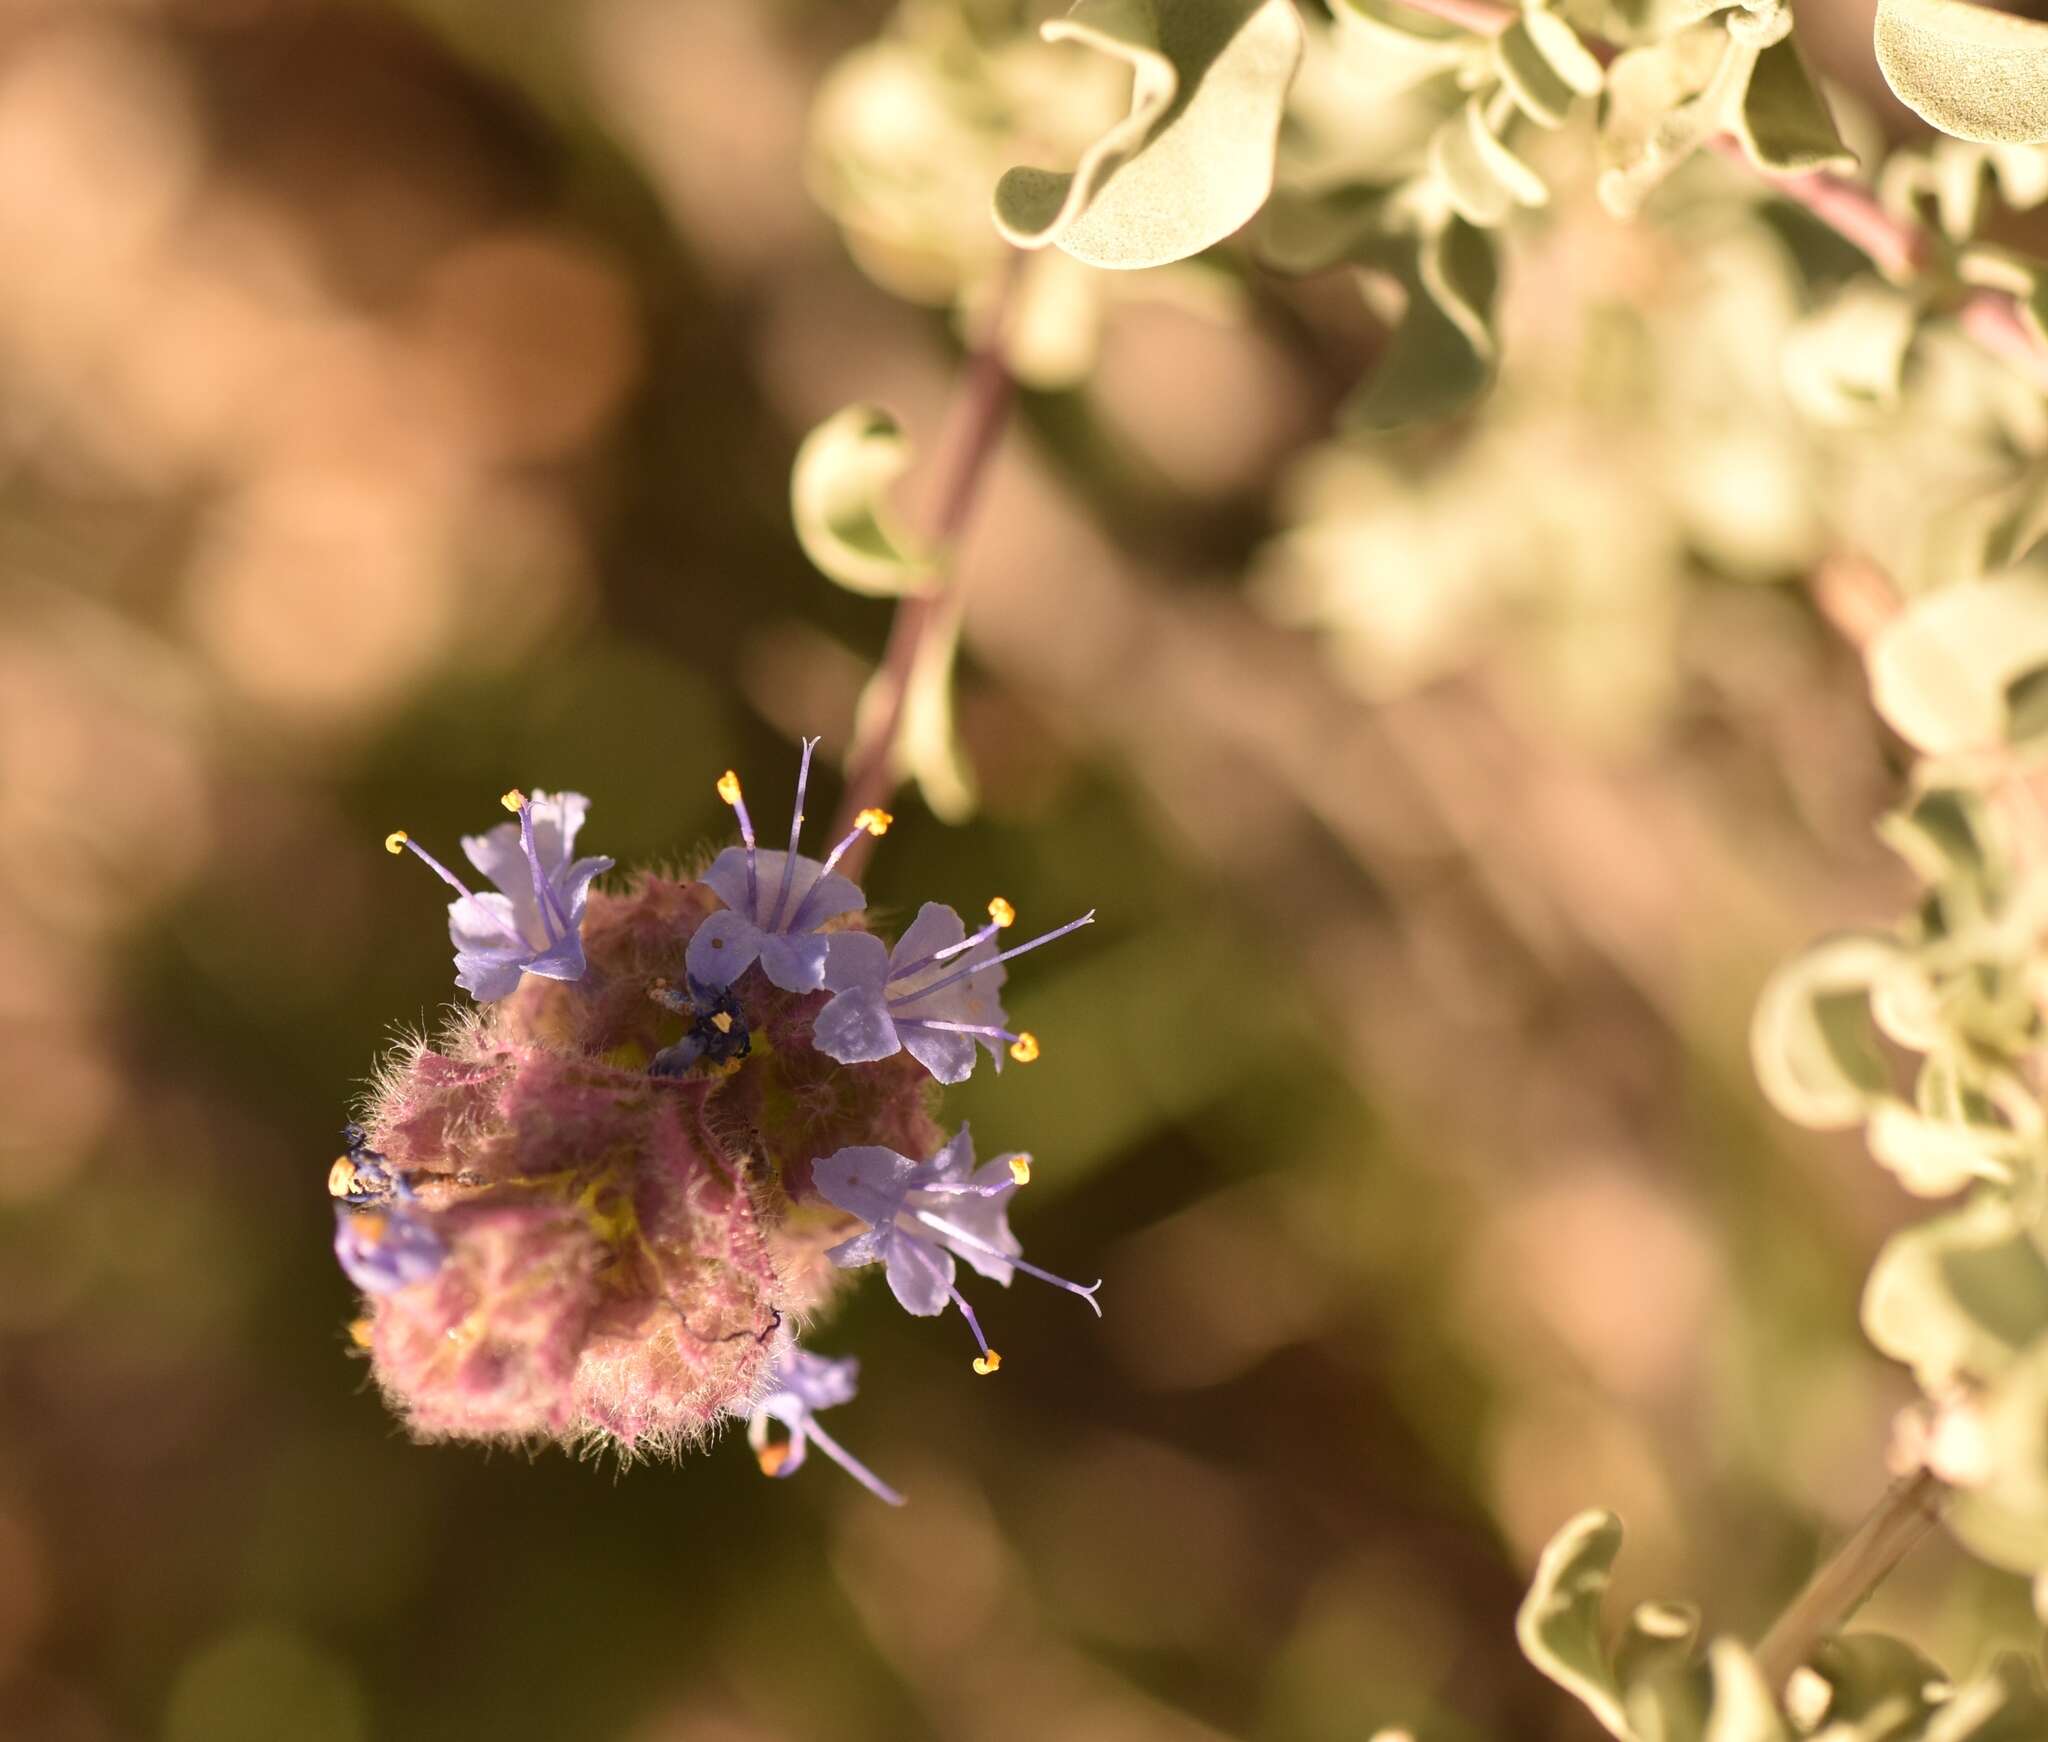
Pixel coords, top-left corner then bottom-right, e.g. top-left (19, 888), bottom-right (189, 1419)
top-left (813, 1128), bottom-right (1102, 1371)
top-left (336, 743), bottom-right (1100, 1492)
top-left (387, 789), bottom-right (614, 1002)
top-left (743, 1345), bottom-right (905, 1506)
top-left (686, 740), bottom-right (888, 994)
top-left (815, 898), bottom-right (1094, 1082)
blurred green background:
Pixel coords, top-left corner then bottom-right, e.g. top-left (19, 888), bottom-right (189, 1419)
top-left (2, 1), bottom-right (2041, 1737)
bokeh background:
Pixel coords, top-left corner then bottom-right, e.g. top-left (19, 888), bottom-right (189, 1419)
top-left (5, 0), bottom-right (2046, 1737)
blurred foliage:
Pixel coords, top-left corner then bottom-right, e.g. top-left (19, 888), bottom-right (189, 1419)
top-left (6, 0), bottom-right (2048, 1740)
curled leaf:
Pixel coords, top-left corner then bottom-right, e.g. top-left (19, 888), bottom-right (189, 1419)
top-left (1494, 8), bottom-right (1604, 128)
top-left (791, 405), bottom-right (941, 598)
top-left (1515, 1510), bottom-right (1632, 1741)
top-left (1430, 96), bottom-right (1550, 225)
top-left (1863, 1192), bottom-right (2048, 1389)
top-left (1749, 933), bottom-right (1902, 1130)
top-left (1731, 34), bottom-right (1855, 174)
top-left (1345, 217), bottom-right (1500, 431)
top-left (1875, 0), bottom-right (2048, 145)
top-left (1704, 1642), bottom-right (1788, 1742)
top-left (992, 0), bottom-right (1305, 270)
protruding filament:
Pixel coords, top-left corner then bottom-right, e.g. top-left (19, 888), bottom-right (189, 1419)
top-left (901, 911), bottom-right (1097, 1005)
top-left (384, 830), bottom-right (409, 854)
top-left (1009, 1155), bottom-right (1032, 1185)
top-left (1010, 1033), bottom-right (1040, 1064)
top-left (855, 808), bottom-right (893, 837)
top-left (973, 1351), bottom-right (1002, 1376)
top-left (913, 1208), bottom-right (1104, 1317)
top-left (328, 1157), bottom-right (358, 1198)
top-left (988, 897), bottom-right (1016, 929)
top-left (515, 795), bottom-right (567, 943)
top-left (717, 769), bottom-right (760, 913)
top-left (765, 737), bottom-right (819, 932)
top-left (501, 789), bottom-right (526, 813)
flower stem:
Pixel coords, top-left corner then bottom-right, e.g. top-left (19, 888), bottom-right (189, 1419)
top-left (831, 255), bottom-right (1023, 872)
top-left (1754, 1468), bottom-right (1950, 1692)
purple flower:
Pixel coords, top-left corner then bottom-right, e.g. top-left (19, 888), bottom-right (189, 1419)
top-left (686, 740), bottom-right (890, 995)
top-left (333, 1182), bottom-right (448, 1295)
top-left (813, 1128), bottom-right (1101, 1372)
top-left (387, 789), bottom-right (613, 1002)
top-left (816, 899), bottom-right (1095, 1083)
top-left (745, 1345), bottom-right (905, 1506)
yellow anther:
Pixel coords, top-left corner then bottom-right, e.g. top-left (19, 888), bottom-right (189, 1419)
top-left (755, 1443), bottom-right (792, 1477)
top-left (988, 897), bottom-right (1016, 929)
top-left (855, 807), bottom-right (893, 837)
top-left (384, 830), bottom-right (409, 854)
top-left (501, 788), bottom-right (527, 813)
top-left (972, 1351), bottom-right (1003, 1376)
top-left (716, 770), bottom-right (742, 806)
top-left (1009, 1032), bottom-right (1040, 1064)
top-left (1009, 1155), bottom-right (1032, 1186)
top-left (347, 1317), bottom-right (374, 1348)
top-left (710, 1011), bottom-right (734, 1034)
top-left (328, 1157), bottom-right (358, 1199)
top-left (355, 1212), bottom-right (388, 1247)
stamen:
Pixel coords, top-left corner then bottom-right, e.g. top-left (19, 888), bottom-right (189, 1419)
top-left (755, 1442), bottom-right (793, 1477)
top-left (710, 1011), bottom-right (734, 1035)
top-left (855, 808), bottom-right (893, 837)
top-left (718, 769), bottom-right (760, 915)
top-left (385, 830), bottom-right (409, 854)
top-left (347, 1317), bottom-right (374, 1348)
top-left (1009, 1156), bottom-right (1032, 1185)
top-left (804, 1418), bottom-right (907, 1507)
top-left (328, 1157), bottom-right (358, 1198)
top-left (516, 797), bottom-right (566, 945)
top-left (912, 1208), bottom-right (1104, 1317)
top-left (766, 737), bottom-right (819, 932)
top-left (1010, 1033), bottom-right (1040, 1064)
top-left (973, 1351), bottom-right (1002, 1375)
top-left (501, 789), bottom-right (526, 813)
top-left (790, 792), bottom-right (885, 928)
top-left (988, 897), bottom-right (1016, 928)
top-left (894, 911), bottom-right (1096, 1007)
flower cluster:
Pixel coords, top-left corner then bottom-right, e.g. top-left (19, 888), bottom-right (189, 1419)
top-left (332, 752), bottom-right (1097, 1502)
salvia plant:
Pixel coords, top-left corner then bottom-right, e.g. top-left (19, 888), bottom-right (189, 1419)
top-left (337, 0), bottom-right (2048, 1729)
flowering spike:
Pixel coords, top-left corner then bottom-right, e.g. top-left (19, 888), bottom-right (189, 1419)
top-left (973, 1351), bottom-right (1002, 1375)
top-left (1009, 1033), bottom-right (1039, 1064)
top-left (1009, 1155), bottom-right (1032, 1185)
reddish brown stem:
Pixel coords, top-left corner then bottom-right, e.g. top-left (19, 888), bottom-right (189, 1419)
top-left (828, 261), bottom-right (1022, 873)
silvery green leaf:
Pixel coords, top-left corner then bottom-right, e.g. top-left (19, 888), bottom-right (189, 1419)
top-left (1875, 0), bottom-right (2048, 145)
top-left (1596, 25), bottom-right (1734, 218)
top-left (1515, 1510), bottom-right (1634, 1740)
top-left (1703, 1642), bottom-right (1788, 1742)
top-left (791, 405), bottom-right (941, 598)
top-left (1866, 577), bottom-right (2048, 755)
top-left (992, 0), bottom-right (1305, 270)
top-left (1493, 9), bottom-right (1605, 129)
top-left (1729, 34), bottom-right (1855, 174)
top-left (1863, 1192), bottom-right (2048, 1389)
top-left (1807, 1634), bottom-right (1948, 1738)
top-left (1332, 0), bottom-right (1476, 78)
top-left (1344, 217), bottom-right (1500, 431)
top-left (1429, 97), bottom-right (1550, 225)
top-left (900, 603), bottom-right (977, 823)
top-left (1616, 1602), bottom-right (1702, 1694)
top-left (1879, 787), bottom-right (1992, 886)
top-left (1749, 934), bottom-right (1902, 1130)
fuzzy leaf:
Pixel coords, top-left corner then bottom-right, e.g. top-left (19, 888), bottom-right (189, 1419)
top-left (1863, 1192), bottom-right (2048, 1389)
top-left (992, 0), bottom-right (1305, 270)
top-left (1494, 9), bottom-right (1604, 128)
top-left (1730, 34), bottom-right (1855, 174)
top-left (1750, 934), bottom-right (1901, 1130)
top-left (1344, 217), bottom-right (1499, 431)
top-left (1430, 96), bottom-right (1551, 225)
top-left (1875, 0), bottom-right (2048, 145)
top-left (1806, 1634), bottom-right (1948, 1737)
top-left (1516, 1510), bottom-right (1633, 1740)
top-left (1867, 577), bottom-right (2048, 754)
top-left (1867, 1102), bottom-right (2016, 1196)
top-left (791, 405), bottom-right (940, 598)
